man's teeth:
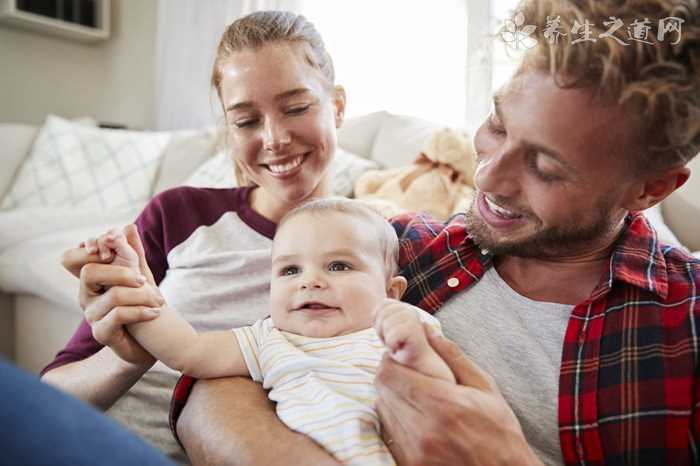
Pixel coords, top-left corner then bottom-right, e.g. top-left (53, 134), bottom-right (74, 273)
top-left (485, 196), bottom-right (521, 219)
top-left (268, 155), bottom-right (304, 174)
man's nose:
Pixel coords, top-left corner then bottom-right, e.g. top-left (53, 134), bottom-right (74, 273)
top-left (474, 144), bottom-right (521, 198)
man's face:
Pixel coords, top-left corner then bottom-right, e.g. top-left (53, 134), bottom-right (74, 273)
top-left (467, 70), bottom-right (642, 258)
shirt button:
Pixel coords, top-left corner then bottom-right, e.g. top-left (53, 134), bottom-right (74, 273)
top-left (447, 277), bottom-right (460, 288)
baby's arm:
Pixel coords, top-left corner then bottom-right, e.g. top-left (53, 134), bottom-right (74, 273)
top-left (375, 300), bottom-right (456, 383)
top-left (83, 229), bottom-right (249, 380)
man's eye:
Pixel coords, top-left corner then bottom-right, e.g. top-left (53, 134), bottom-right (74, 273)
top-left (486, 114), bottom-right (506, 136)
top-left (328, 262), bottom-right (351, 272)
top-left (526, 157), bottom-right (561, 183)
top-left (280, 266), bottom-right (300, 276)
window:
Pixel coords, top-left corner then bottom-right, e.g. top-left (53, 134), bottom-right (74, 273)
top-left (300, 0), bottom-right (468, 126)
top-left (491, 0), bottom-right (525, 91)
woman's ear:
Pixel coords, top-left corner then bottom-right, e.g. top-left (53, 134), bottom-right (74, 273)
top-left (333, 85), bottom-right (346, 128)
top-left (387, 276), bottom-right (408, 300)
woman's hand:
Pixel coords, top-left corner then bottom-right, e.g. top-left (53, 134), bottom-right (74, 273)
top-left (63, 224), bottom-right (164, 366)
top-left (375, 328), bottom-right (543, 466)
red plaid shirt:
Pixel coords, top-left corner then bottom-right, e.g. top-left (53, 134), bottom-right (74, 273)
top-left (171, 211), bottom-right (700, 465)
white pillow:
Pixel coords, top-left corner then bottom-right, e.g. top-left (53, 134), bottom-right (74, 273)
top-left (152, 127), bottom-right (220, 194)
top-left (184, 148), bottom-right (378, 197)
top-left (184, 150), bottom-right (236, 189)
top-left (1, 115), bottom-right (171, 211)
top-left (370, 113), bottom-right (443, 168)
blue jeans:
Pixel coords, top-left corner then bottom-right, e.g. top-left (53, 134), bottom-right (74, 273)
top-left (0, 359), bottom-right (175, 466)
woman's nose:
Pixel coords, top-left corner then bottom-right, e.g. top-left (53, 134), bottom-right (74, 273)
top-left (263, 118), bottom-right (292, 153)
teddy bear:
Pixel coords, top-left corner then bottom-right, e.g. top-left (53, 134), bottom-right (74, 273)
top-left (354, 127), bottom-right (477, 220)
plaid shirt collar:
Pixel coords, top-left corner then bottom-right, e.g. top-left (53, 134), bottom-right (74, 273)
top-left (589, 211), bottom-right (669, 304)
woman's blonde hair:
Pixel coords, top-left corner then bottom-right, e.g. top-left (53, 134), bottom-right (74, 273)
top-left (212, 10), bottom-right (334, 100)
top-left (513, 0), bottom-right (699, 172)
top-left (211, 11), bottom-right (335, 186)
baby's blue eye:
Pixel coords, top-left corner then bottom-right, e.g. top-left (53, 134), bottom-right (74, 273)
top-left (281, 266), bottom-right (300, 276)
top-left (328, 262), bottom-right (351, 272)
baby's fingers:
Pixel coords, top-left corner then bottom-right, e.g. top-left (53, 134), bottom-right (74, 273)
top-left (82, 237), bottom-right (99, 255)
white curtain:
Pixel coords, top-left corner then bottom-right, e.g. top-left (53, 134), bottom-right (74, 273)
top-left (153, 0), bottom-right (518, 131)
top-left (154, 0), bottom-right (301, 130)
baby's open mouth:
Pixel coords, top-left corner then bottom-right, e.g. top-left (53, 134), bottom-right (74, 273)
top-left (295, 301), bottom-right (340, 312)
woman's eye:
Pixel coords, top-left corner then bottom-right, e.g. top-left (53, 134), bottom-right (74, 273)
top-left (286, 104), bottom-right (310, 115)
top-left (234, 119), bottom-right (259, 129)
top-left (328, 262), bottom-right (351, 272)
top-left (280, 266), bottom-right (300, 276)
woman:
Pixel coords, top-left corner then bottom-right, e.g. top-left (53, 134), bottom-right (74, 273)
top-left (43, 11), bottom-right (345, 465)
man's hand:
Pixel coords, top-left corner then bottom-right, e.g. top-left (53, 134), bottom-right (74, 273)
top-left (375, 328), bottom-right (543, 466)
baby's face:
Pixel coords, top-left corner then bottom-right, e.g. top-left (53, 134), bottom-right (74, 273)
top-left (270, 212), bottom-right (391, 338)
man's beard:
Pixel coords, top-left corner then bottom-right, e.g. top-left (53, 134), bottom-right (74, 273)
top-left (463, 194), bottom-right (619, 259)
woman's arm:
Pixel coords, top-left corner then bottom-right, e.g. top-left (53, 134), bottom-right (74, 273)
top-left (177, 377), bottom-right (342, 466)
top-left (42, 346), bottom-right (152, 410)
top-left (42, 226), bottom-right (161, 403)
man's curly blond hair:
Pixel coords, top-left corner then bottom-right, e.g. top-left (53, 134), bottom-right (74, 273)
top-left (513, 0), bottom-right (699, 172)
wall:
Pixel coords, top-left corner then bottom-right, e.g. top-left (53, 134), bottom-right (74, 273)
top-left (0, 0), bottom-right (158, 129)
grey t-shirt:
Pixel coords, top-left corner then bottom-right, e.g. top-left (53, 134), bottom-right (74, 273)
top-left (436, 266), bottom-right (572, 466)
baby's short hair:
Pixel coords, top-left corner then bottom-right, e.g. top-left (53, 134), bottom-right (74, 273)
top-left (276, 198), bottom-right (401, 278)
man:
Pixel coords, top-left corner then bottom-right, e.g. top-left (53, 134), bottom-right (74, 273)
top-left (177, 0), bottom-right (700, 464)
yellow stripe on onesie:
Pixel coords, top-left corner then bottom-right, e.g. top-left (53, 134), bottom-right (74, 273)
top-left (232, 311), bottom-right (442, 466)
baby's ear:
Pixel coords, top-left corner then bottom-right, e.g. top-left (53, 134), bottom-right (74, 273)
top-left (387, 276), bottom-right (408, 300)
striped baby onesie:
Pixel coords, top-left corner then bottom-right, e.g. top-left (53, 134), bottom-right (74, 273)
top-left (233, 315), bottom-right (440, 466)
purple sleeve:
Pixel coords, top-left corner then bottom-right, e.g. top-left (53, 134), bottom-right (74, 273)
top-left (39, 320), bottom-right (100, 376)
top-left (40, 187), bottom-right (257, 375)
top-left (39, 193), bottom-right (172, 375)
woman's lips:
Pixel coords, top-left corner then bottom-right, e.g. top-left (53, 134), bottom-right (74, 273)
top-left (264, 152), bottom-right (309, 179)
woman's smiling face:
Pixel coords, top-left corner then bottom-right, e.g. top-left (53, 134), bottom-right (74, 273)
top-left (220, 42), bottom-right (345, 216)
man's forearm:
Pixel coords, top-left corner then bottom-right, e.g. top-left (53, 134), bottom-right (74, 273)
top-left (41, 347), bottom-right (151, 410)
top-left (178, 377), bottom-right (341, 466)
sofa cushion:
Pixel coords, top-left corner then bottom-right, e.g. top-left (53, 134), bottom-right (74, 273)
top-left (370, 113), bottom-right (444, 168)
top-left (151, 127), bottom-right (220, 195)
top-left (1, 115), bottom-right (170, 211)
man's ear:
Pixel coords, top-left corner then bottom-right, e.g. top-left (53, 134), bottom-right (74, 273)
top-left (387, 276), bottom-right (408, 300)
top-left (333, 85), bottom-right (346, 128)
top-left (624, 166), bottom-right (690, 211)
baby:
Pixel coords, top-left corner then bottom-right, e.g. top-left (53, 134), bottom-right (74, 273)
top-left (85, 198), bottom-right (454, 466)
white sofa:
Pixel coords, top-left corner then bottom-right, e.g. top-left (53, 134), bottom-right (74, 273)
top-left (1, 112), bottom-right (699, 374)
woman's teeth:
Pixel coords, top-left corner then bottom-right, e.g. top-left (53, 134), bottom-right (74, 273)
top-left (485, 196), bottom-right (522, 219)
top-left (268, 155), bottom-right (304, 174)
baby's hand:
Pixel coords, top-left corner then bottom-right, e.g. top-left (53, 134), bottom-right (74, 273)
top-left (81, 227), bottom-right (140, 272)
top-left (374, 299), bottom-right (455, 383)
